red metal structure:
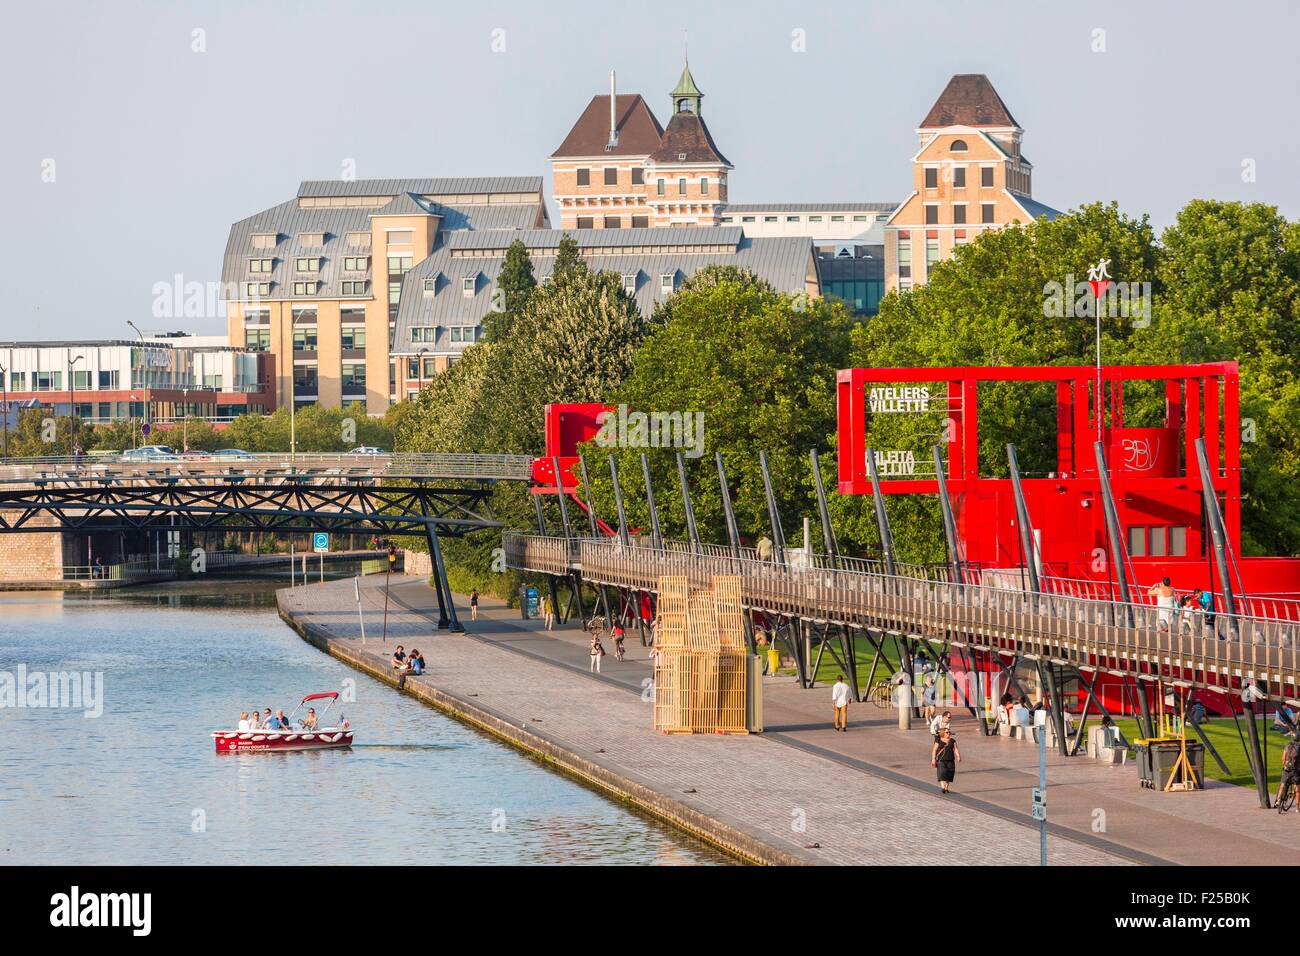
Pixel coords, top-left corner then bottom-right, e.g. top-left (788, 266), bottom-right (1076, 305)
top-left (836, 362), bottom-right (1300, 599)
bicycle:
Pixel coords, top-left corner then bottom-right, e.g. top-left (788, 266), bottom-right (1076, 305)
top-left (1277, 776), bottom-right (1297, 813)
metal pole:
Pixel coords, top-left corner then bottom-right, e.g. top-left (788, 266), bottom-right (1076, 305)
top-left (1194, 437), bottom-right (1239, 636)
top-left (676, 453), bottom-right (701, 553)
top-left (810, 449), bottom-right (837, 564)
top-left (864, 447), bottom-right (896, 577)
top-left (355, 575), bottom-right (367, 644)
top-left (640, 452), bottom-right (663, 549)
top-left (608, 456), bottom-right (631, 546)
top-left (715, 452), bottom-right (742, 560)
top-left (1006, 443), bottom-right (1041, 593)
top-left (1038, 712), bottom-right (1048, 866)
top-left (1093, 441), bottom-right (1134, 619)
top-left (932, 445), bottom-right (962, 584)
top-left (0, 362), bottom-right (8, 457)
top-left (578, 455), bottom-right (613, 628)
top-left (758, 450), bottom-right (787, 565)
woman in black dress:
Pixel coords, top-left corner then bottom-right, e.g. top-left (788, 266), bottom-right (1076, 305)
top-left (931, 728), bottom-right (961, 793)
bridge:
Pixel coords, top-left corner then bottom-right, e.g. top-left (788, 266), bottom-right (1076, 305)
top-left (0, 451), bottom-right (533, 629)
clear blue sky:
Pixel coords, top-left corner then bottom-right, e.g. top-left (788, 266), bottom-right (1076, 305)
top-left (3, 0), bottom-right (1297, 339)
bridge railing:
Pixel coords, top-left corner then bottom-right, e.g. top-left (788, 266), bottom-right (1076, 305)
top-left (503, 532), bottom-right (1300, 696)
top-left (0, 452), bottom-right (534, 483)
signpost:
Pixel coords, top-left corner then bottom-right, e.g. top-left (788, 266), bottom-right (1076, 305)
top-left (313, 532), bottom-right (328, 584)
top-left (1034, 709), bottom-right (1048, 866)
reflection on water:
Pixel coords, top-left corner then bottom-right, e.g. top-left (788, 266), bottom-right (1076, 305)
top-left (0, 583), bottom-right (730, 866)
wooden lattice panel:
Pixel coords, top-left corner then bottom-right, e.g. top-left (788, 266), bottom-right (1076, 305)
top-left (653, 575), bottom-right (749, 735)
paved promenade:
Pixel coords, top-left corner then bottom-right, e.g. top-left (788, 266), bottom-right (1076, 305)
top-left (279, 574), bottom-right (1126, 865)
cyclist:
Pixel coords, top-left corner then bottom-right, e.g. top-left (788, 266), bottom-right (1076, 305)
top-left (1277, 733), bottom-right (1300, 813)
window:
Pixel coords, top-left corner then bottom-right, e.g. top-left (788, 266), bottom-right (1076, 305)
top-left (631, 215), bottom-right (649, 228)
top-left (603, 216), bottom-right (621, 229)
top-left (346, 231), bottom-right (370, 248)
top-left (297, 232), bottom-right (324, 247)
top-left (721, 217), bottom-right (733, 223)
top-left (249, 257), bottom-right (273, 273)
top-left (462, 275), bottom-right (477, 296)
top-left (98, 370), bottom-right (119, 389)
top-left (292, 365), bottom-right (317, 393)
top-left (576, 216), bottom-right (593, 229)
top-left (678, 177), bottom-right (686, 195)
top-left (449, 326), bottom-right (476, 344)
top-left (808, 215), bottom-right (822, 222)
top-left (764, 216), bottom-right (778, 222)
top-left (950, 139), bottom-right (968, 152)
top-left (897, 237), bottom-right (911, 279)
top-left (786, 216), bottom-right (801, 222)
top-left (980, 166), bottom-right (995, 187)
top-left (603, 168), bottom-right (618, 186)
top-left (853, 215), bottom-right (867, 222)
top-left (924, 204), bottom-right (939, 225)
top-left (981, 203), bottom-right (996, 224)
top-left (341, 363), bottom-right (366, 393)
top-left (341, 326), bottom-right (366, 350)
top-left (251, 233), bottom-right (277, 249)
top-left (292, 280), bottom-right (317, 296)
top-left (386, 229), bottom-right (413, 245)
top-left (576, 168), bottom-right (590, 186)
top-left (659, 273), bottom-right (676, 293)
top-left (622, 273), bottom-right (637, 293)
top-left (9, 371), bottom-right (25, 390)
top-left (35, 371), bottom-right (62, 391)
top-left (831, 215), bottom-right (844, 222)
top-left (343, 256), bottom-right (369, 271)
top-left (1170, 526), bottom-right (1187, 556)
top-left (924, 167), bottom-right (938, 189)
top-left (421, 276), bottom-right (438, 294)
top-left (1128, 526), bottom-right (1147, 557)
top-left (243, 281), bottom-right (270, 298)
top-left (741, 216), bottom-right (755, 222)
top-left (73, 370), bottom-right (91, 389)
top-left (410, 327), bottom-right (436, 344)
top-left (631, 167), bottom-right (644, 185)
top-left (387, 255), bottom-right (414, 275)
top-left (953, 204), bottom-right (967, 225)
top-left (293, 326), bottom-right (318, 351)
top-left (700, 177), bottom-right (709, 195)
top-left (244, 328), bottom-right (270, 351)
top-left (341, 280), bottom-right (367, 295)
top-left (657, 178), bottom-right (665, 196)
top-left (926, 238), bottom-right (940, 271)
top-left (953, 166), bottom-right (966, 188)
top-left (295, 257), bottom-right (321, 273)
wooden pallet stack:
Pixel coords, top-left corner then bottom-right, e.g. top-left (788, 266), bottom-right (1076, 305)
top-left (653, 575), bottom-right (749, 734)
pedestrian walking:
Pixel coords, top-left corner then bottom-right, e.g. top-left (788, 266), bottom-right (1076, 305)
top-left (613, 627), bottom-right (626, 662)
top-left (928, 709), bottom-right (952, 738)
top-left (922, 675), bottom-right (938, 722)
top-left (469, 589), bottom-right (479, 621)
top-left (831, 674), bottom-right (851, 732)
top-left (590, 635), bottom-right (606, 673)
top-left (931, 728), bottom-right (961, 793)
top-left (543, 594), bottom-right (555, 631)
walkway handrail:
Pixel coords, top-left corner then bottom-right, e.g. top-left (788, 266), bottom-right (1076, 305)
top-left (503, 532), bottom-right (1300, 699)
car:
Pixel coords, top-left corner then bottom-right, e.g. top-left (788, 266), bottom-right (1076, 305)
top-left (121, 445), bottom-right (178, 461)
top-left (348, 446), bottom-right (387, 455)
top-left (211, 448), bottom-right (254, 460)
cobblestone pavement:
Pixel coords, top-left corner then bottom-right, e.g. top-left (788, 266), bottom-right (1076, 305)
top-left (280, 576), bottom-right (1127, 865)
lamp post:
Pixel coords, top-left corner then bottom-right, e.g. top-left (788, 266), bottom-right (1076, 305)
top-left (0, 362), bottom-right (8, 458)
top-left (416, 347), bottom-right (429, 396)
top-left (182, 386), bottom-right (190, 452)
top-left (126, 321), bottom-right (151, 441)
top-left (68, 353), bottom-right (85, 457)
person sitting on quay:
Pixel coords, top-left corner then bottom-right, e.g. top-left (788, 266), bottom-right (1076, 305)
top-left (301, 708), bottom-right (319, 731)
top-left (391, 645), bottom-right (407, 671)
top-left (408, 650), bottom-right (425, 676)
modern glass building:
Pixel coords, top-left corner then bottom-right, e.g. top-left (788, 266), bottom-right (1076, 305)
top-left (817, 245), bottom-right (885, 316)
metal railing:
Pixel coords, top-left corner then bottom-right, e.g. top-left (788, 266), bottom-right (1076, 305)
top-left (0, 452), bottom-right (534, 484)
top-left (504, 533), bottom-right (1300, 699)
top-left (62, 559), bottom-right (161, 581)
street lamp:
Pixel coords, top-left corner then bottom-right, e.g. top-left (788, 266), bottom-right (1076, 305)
top-left (0, 362), bottom-right (8, 457)
top-left (126, 321), bottom-right (151, 442)
top-left (182, 386), bottom-right (190, 452)
top-left (416, 347), bottom-right (429, 396)
top-left (68, 353), bottom-right (85, 458)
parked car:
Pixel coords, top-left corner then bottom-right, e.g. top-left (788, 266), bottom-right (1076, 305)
top-left (211, 448), bottom-right (254, 460)
top-left (121, 445), bottom-right (178, 461)
top-left (348, 446), bottom-right (387, 455)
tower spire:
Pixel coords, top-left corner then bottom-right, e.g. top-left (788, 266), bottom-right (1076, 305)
top-left (671, 54), bottom-right (703, 115)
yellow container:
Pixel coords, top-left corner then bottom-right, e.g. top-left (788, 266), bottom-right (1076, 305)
top-left (767, 649), bottom-right (780, 674)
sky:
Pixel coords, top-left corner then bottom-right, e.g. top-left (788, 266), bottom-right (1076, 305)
top-left (3, 0), bottom-right (1298, 340)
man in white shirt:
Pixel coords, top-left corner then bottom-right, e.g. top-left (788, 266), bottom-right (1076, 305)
top-left (832, 675), bottom-right (851, 732)
top-left (929, 710), bottom-right (952, 738)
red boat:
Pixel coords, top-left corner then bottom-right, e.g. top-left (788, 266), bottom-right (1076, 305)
top-left (212, 692), bottom-right (354, 754)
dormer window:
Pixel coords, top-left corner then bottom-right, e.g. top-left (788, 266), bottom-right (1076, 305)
top-left (950, 139), bottom-right (968, 152)
top-left (292, 280), bottom-right (318, 296)
top-left (243, 281), bottom-right (271, 298)
top-left (250, 233), bottom-right (277, 250)
top-left (297, 232), bottom-right (324, 248)
top-left (422, 275), bottom-right (439, 295)
top-left (540, 274), bottom-right (552, 286)
top-left (295, 257), bottom-right (321, 273)
top-left (461, 274), bottom-right (478, 297)
top-left (659, 272), bottom-right (677, 294)
top-left (346, 231), bottom-right (371, 248)
top-left (248, 258), bottom-right (273, 273)
top-left (343, 256), bottom-right (369, 272)
top-left (622, 273), bottom-right (638, 294)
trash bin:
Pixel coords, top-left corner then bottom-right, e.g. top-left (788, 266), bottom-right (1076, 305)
top-left (1135, 738), bottom-right (1203, 790)
top-left (766, 648), bottom-right (780, 675)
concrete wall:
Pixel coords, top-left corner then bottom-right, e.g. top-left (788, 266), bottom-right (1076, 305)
top-left (0, 516), bottom-right (65, 581)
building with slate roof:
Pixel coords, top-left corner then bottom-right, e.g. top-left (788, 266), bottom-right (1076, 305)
top-left (551, 61), bottom-right (733, 229)
top-left (883, 73), bottom-right (1062, 292)
top-left (221, 177), bottom-right (548, 414)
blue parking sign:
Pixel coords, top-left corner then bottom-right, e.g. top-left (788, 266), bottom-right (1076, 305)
top-left (312, 532), bottom-right (330, 553)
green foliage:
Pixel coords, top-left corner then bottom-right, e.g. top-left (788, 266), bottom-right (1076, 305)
top-left (482, 239), bottom-right (537, 343)
top-left (220, 402), bottom-right (392, 452)
top-left (4, 408), bottom-right (93, 457)
top-left (580, 274), bottom-right (853, 548)
top-left (551, 233), bottom-right (586, 283)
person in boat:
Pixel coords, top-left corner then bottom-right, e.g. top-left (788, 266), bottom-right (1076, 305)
top-left (237, 712), bottom-right (251, 731)
top-left (301, 708), bottom-right (318, 731)
top-left (274, 709), bottom-right (290, 729)
top-left (249, 707), bottom-right (263, 729)
top-left (263, 708), bottom-right (281, 730)
top-left (408, 650), bottom-right (425, 676)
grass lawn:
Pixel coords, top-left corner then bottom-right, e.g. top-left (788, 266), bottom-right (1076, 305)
top-left (1099, 716), bottom-right (1288, 790)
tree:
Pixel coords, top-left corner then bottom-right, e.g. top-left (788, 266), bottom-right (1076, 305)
top-left (482, 239), bottom-right (536, 343)
top-left (6, 408), bottom-right (93, 457)
top-left (580, 274), bottom-right (853, 548)
top-left (551, 233), bottom-right (586, 284)
top-left (650, 264), bottom-right (771, 325)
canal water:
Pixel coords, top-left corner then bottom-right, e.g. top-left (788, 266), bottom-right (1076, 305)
top-left (0, 583), bottom-right (730, 865)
